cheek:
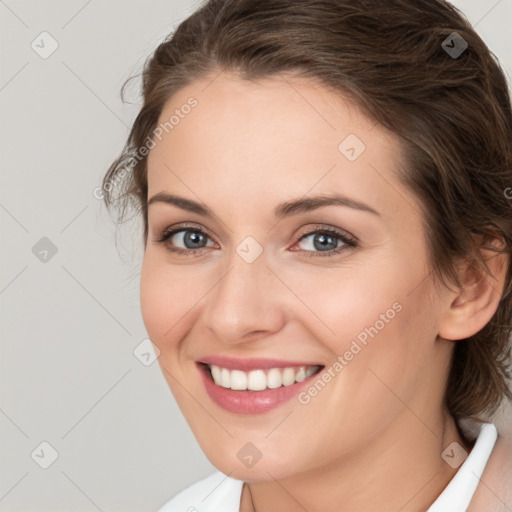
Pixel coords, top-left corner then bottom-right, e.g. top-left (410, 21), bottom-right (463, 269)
top-left (140, 252), bottom-right (222, 367)
top-left (283, 255), bottom-right (436, 388)
top-left (139, 253), bottom-right (191, 346)
top-left (276, 260), bottom-right (408, 352)
top-left (328, 279), bottom-right (438, 417)
top-left (140, 256), bottom-right (167, 341)
top-left (139, 255), bottom-right (201, 400)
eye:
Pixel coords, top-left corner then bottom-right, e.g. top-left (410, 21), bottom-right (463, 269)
top-left (153, 225), bottom-right (216, 255)
top-left (153, 223), bottom-right (357, 258)
top-left (292, 226), bottom-right (356, 258)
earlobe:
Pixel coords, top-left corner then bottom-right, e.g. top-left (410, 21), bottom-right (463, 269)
top-left (438, 248), bottom-right (508, 341)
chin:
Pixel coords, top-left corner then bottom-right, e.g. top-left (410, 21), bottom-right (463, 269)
top-left (204, 447), bottom-right (298, 482)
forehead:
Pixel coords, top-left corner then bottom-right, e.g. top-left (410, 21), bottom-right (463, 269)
top-left (146, 71), bottom-right (415, 223)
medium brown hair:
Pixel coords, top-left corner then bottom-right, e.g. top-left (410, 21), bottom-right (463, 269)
top-left (103, 0), bottom-right (512, 421)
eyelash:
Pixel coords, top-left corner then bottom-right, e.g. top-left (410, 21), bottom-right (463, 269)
top-left (153, 223), bottom-right (357, 258)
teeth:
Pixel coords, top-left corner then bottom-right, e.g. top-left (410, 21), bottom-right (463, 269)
top-left (208, 364), bottom-right (321, 391)
top-left (305, 366), bottom-right (317, 378)
top-left (247, 369), bottom-right (267, 391)
top-left (295, 367), bottom-right (306, 382)
top-left (221, 368), bottom-right (230, 388)
top-left (230, 369), bottom-right (247, 390)
top-left (282, 367), bottom-right (296, 386)
top-left (210, 365), bottom-right (221, 383)
top-left (267, 368), bottom-right (282, 389)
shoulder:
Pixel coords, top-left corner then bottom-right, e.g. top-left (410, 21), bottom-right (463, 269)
top-left (157, 471), bottom-right (244, 512)
top-left (467, 426), bottom-right (512, 512)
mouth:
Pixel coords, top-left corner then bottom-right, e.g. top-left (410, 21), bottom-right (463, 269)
top-left (200, 363), bottom-right (323, 391)
top-left (195, 357), bottom-right (325, 414)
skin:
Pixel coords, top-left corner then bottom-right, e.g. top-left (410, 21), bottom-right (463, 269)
top-left (467, 428), bottom-right (512, 511)
top-left (140, 70), bottom-right (508, 512)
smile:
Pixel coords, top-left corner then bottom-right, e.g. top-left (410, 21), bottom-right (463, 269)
top-left (196, 357), bottom-right (324, 414)
top-left (208, 364), bottom-right (321, 391)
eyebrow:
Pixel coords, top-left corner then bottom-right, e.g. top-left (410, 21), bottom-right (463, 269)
top-left (147, 192), bottom-right (380, 218)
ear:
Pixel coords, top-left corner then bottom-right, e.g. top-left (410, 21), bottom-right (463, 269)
top-left (438, 238), bottom-right (509, 341)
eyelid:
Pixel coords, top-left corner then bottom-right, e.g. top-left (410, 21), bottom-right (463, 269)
top-left (154, 222), bottom-right (217, 243)
top-left (295, 223), bottom-right (357, 243)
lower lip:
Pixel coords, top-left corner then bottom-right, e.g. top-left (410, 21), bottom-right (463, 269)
top-left (197, 363), bottom-right (321, 414)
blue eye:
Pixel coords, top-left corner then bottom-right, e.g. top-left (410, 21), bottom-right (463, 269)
top-left (293, 227), bottom-right (356, 258)
top-left (154, 227), bottom-right (215, 254)
top-left (154, 225), bottom-right (356, 258)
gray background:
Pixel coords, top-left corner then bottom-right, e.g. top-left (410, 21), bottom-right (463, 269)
top-left (1, 1), bottom-right (511, 511)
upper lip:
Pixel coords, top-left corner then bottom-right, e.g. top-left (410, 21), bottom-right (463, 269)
top-left (197, 355), bottom-right (323, 371)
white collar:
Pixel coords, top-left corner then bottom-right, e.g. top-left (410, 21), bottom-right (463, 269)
top-left (427, 422), bottom-right (497, 511)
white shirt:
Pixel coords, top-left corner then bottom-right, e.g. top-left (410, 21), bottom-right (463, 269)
top-left (158, 422), bottom-right (497, 512)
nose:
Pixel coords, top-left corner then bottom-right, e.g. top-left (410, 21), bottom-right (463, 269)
top-left (200, 252), bottom-right (287, 346)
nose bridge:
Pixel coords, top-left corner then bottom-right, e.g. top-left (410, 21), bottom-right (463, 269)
top-left (202, 247), bottom-right (285, 343)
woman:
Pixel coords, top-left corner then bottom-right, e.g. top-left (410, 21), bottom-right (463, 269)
top-left (102, 0), bottom-right (512, 510)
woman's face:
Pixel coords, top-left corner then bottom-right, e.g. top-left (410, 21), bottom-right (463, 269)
top-left (140, 71), bottom-right (454, 480)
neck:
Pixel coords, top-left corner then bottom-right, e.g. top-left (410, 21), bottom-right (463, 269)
top-left (240, 411), bottom-right (473, 512)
